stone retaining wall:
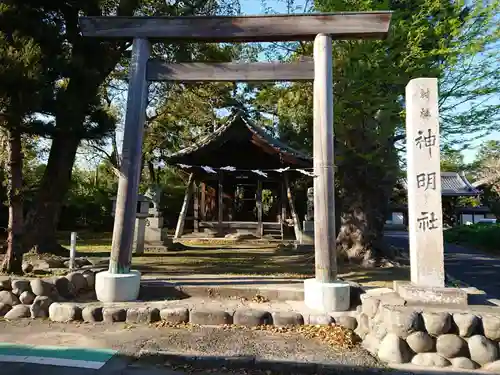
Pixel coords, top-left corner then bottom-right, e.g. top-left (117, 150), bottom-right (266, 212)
top-left (0, 272), bottom-right (360, 330)
top-left (0, 271), bottom-right (96, 319)
top-left (357, 288), bottom-right (500, 372)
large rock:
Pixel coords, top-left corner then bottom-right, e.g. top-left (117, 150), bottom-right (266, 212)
top-left (190, 309), bottom-right (233, 325)
top-left (82, 270), bottom-right (96, 290)
top-left (308, 314), bottom-right (334, 326)
top-left (30, 279), bottom-right (55, 297)
top-left (360, 295), bottom-right (380, 319)
top-left (468, 335), bottom-right (499, 365)
top-left (30, 296), bottom-right (53, 318)
top-left (160, 308), bottom-right (189, 324)
top-left (377, 333), bottom-right (412, 364)
top-left (370, 316), bottom-right (388, 340)
top-left (82, 306), bottom-right (103, 322)
top-left (362, 333), bottom-right (380, 356)
top-left (355, 313), bottom-right (369, 337)
top-left (0, 276), bottom-right (11, 291)
top-left (406, 331), bottom-right (434, 353)
top-left (378, 292), bottom-right (406, 306)
top-left (234, 309), bottom-right (271, 327)
top-left (66, 272), bottom-right (87, 293)
top-left (4, 304), bottom-right (31, 320)
top-left (272, 311), bottom-right (304, 326)
top-left (0, 303), bottom-right (12, 317)
top-left (33, 259), bottom-right (65, 270)
top-left (484, 360), bottom-right (500, 372)
top-left (453, 313), bottom-right (480, 337)
top-left (49, 303), bottom-right (82, 322)
top-left (411, 353), bottom-right (451, 368)
top-left (380, 305), bottom-right (422, 338)
top-left (65, 258), bottom-right (91, 269)
top-left (336, 316), bottom-right (358, 330)
top-left (0, 290), bottom-right (20, 306)
top-left (103, 308), bottom-right (127, 323)
top-left (54, 277), bottom-right (75, 299)
top-left (22, 262), bottom-right (33, 274)
top-left (482, 315), bottom-right (500, 341)
top-left (78, 258), bottom-right (92, 267)
top-left (422, 311), bottom-right (452, 336)
top-left (436, 334), bottom-right (468, 358)
top-left (11, 279), bottom-right (31, 296)
top-left (126, 307), bottom-right (160, 324)
top-left (19, 291), bottom-right (36, 305)
top-left (450, 357), bottom-right (479, 370)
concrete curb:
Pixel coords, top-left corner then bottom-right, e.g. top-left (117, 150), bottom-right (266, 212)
top-left (135, 350), bottom-right (390, 374)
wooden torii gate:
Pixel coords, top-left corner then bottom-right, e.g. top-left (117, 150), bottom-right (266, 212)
top-left (79, 12), bottom-right (392, 308)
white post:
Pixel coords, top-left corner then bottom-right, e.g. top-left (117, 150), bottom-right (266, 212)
top-left (303, 34), bottom-right (350, 312)
top-left (406, 78), bottom-right (445, 287)
top-left (69, 232), bottom-right (77, 270)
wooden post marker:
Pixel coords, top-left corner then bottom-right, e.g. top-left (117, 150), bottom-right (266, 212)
top-left (95, 38), bottom-right (150, 302)
top-left (303, 34), bottom-right (350, 312)
top-left (174, 174), bottom-right (194, 239)
top-left (396, 78), bottom-right (467, 306)
top-left (256, 180), bottom-right (263, 238)
top-left (406, 78), bottom-right (445, 287)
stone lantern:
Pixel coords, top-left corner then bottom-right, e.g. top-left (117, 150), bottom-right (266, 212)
top-left (111, 194), bottom-right (151, 254)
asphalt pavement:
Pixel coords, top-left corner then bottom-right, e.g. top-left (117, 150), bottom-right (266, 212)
top-left (385, 231), bottom-right (500, 299)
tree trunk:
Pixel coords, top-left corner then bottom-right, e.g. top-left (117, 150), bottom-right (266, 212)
top-left (336, 133), bottom-right (399, 266)
top-left (22, 131), bottom-right (80, 254)
top-left (336, 185), bottom-right (391, 266)
top-left (1, 127), bottom-right (24, 274)
top-left (147, 160), bottom-right (157, 184)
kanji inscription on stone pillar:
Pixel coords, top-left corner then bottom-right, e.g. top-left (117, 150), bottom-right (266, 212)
top-left (406, 78), bottom-right (445, 287)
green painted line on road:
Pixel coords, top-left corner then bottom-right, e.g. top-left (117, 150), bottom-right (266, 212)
top-left (0, 342), bottom-right (116, 368)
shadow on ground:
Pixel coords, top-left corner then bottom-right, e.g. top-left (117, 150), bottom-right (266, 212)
top-left (107, 352), bottom-right (486, 375)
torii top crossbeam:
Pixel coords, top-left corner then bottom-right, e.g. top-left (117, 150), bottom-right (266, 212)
top-left (79, 12), bottom-right (392, 42)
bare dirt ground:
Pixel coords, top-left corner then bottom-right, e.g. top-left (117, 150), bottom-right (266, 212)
top-left (0, 319), bottom-right (382, 370)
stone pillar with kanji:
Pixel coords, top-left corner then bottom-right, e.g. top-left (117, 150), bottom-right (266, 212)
top-left (406, 78), bottom-right (444, 287)
top-left (401, 78), bottom-right (467, 305)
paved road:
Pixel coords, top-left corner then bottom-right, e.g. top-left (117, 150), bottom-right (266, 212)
top-left (385, 231), bottom-right (500, 299)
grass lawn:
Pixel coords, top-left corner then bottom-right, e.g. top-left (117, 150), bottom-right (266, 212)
top-left (52, 231), bottom-right (410, 289)
top-left (444, 223), bottom-right (500, 255)
top-left (0, 231), bottom-right (409, 288)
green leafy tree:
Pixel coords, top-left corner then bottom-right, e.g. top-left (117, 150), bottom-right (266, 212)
top-left (0, 1), bottom-right (59, 272)
top-left (470, 140), bottom-right (500, 218)
top-left (441, 145), bottom-right (466, 172)
top-left (7, 0), bottom-right (241, 254)
top-left (254, 0), bottom-right (499, 264)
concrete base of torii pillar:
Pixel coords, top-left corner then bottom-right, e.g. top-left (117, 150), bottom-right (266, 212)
top-left (95, 270), bottom-right (141, 302)
top-left (304, 279), bottom-right (351, 312)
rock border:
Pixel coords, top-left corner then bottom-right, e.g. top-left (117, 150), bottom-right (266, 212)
top-left (0, 271), bottom-right (96, 320)
top-left (358, 288), bottom-right (500, 372)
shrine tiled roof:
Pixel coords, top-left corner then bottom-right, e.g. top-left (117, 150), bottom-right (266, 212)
top-left (165, 110), bottom-right (312, 168)
top-left (400, 172), bottom-right (481, 196)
